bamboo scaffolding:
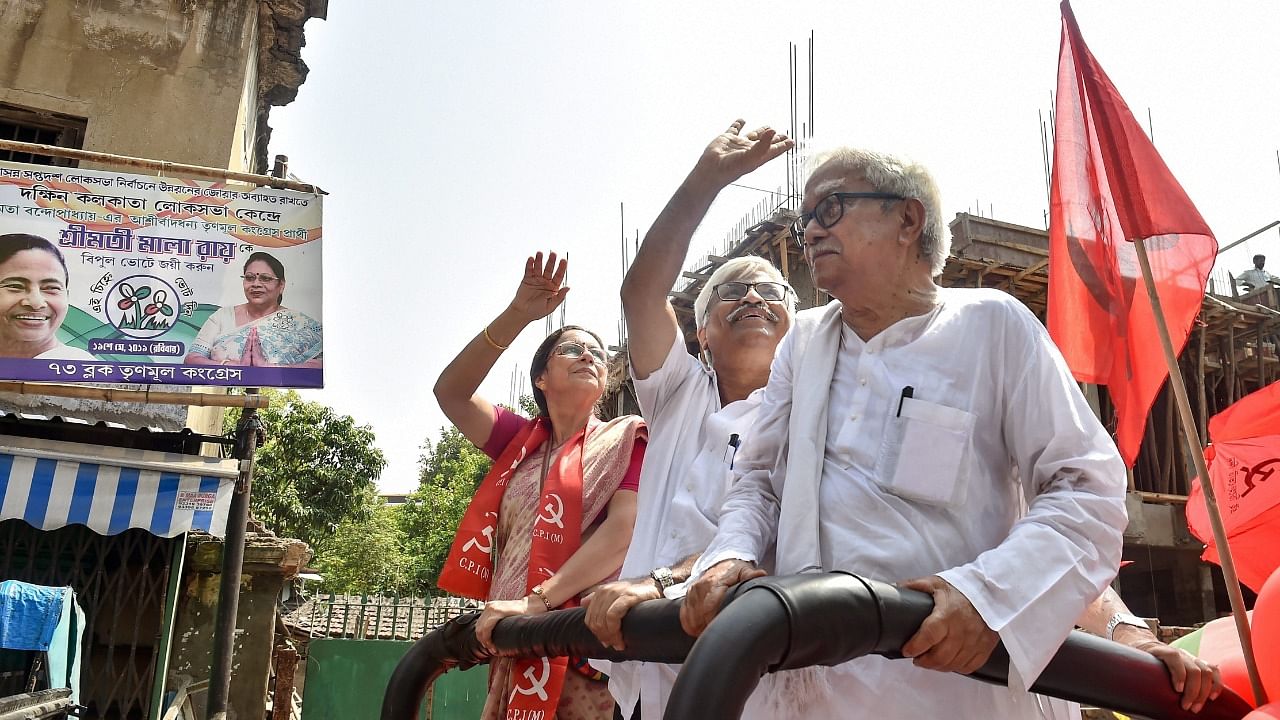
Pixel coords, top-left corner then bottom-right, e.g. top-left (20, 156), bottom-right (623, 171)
top-left (0, 139), bottom-right (323, 194)
top-left (0, 381), bottom-right (269, 408)
top-left (1132, 237), bottom-right (1267, 705)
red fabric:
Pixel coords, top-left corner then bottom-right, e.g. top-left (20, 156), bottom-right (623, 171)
top-left (1047, 1), bottom-right (1217, 466)
top-left (484, 406), bottom-right (644, 493)
top-left (442, 415), bottom-right (591, 718)
top-left (1188, 381), bottom-right (1280, 591)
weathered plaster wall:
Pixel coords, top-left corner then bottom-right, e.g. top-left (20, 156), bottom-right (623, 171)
top-left (169, 532), bottom-right (310, 720)
top-left (0, 0), bottom-right (261, 169)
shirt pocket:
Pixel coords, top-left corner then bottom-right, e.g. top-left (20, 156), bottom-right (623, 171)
top-left (875, 396), bottom-right (976, 508)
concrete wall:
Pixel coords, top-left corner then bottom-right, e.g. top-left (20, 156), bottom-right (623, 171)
top-left (168, 532), bottom-right (309, 720)
top-left (0, 0), bottom-right (261, 169)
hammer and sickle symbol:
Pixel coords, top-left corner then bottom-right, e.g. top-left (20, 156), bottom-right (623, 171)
top-left (462, 512), bottom-right (499, 555)
top-left (509, 657), bottom-right (552, 703)
top-left (538, 493), bottom-right (565, 529)
top-left (1241, 458), bottom-right (1279, 498)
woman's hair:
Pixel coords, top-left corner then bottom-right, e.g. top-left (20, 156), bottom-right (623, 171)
top-left (529, 324), bottom-right (606, 418)
top-left (0, 233), bottom-right (69, 283)
top-left (244, 251), bottom-right (286, 305)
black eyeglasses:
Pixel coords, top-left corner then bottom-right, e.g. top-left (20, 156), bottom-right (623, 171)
top-left (241, 273), bottom-right (280, 283)
top-left (713, 281), bottom-right (789, 303)
top-left (554, 341), bottom-right (607, 365)
top-left (791, 192), bottom-right (905, 246)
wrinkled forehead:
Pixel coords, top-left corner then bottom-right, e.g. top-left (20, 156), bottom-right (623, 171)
top-left (559, 329), bottom-right (602, 350)
top-left (719, 268), bottom-right (781, 286)
top-left (802, 164), bottom-right (869, 206)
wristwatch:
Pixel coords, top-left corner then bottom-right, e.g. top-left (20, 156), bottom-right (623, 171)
top-left (650, 566), bottom-right (675, 593)
top-left (1105, 611), bottom-right (1149, 640)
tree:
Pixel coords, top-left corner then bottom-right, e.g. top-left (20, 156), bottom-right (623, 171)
top-left (313, 503), bottom-right (412, 595)
top-left (228, 389), bottom-right (388, 552)
top-left (398, 397), bottom-right (538, 591)
top-left (398, 425), bottom-right (492, 592)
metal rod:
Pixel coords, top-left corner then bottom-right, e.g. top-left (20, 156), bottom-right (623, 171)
top-left (204, 395), bottom-right (262, 720)
top-left (0, 139), bottom-right (321, 193)
top-left (148, 532), bottom-right (188, 720)
top-left (1131, 237), bottom-right (1267, 705)
top-left (0, 381), bottom-right (269, 408)
top-left (1216, 220), bottom-right (1280, 256)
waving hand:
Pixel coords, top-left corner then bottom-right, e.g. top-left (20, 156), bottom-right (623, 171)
top-left (509, 251), bottom-right (569, 323)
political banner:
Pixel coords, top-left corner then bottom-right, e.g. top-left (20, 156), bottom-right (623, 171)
top-left (0, 160), bottom-right (323, 387)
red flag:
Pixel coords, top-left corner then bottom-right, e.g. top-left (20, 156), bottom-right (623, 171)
top-left (1048, 1), bottom-right (1217, 466)
top-left (1187, 381), bottom-right (1280, 591)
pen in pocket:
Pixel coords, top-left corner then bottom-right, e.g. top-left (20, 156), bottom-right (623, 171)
top-left (896, 386), bottom-right (914, 417)
top-left (725, 433), bottom-right (741, 469)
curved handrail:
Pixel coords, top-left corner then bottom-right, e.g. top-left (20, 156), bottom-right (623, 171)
top-left (381, 573), bottom-right (1252, 720)
top-left (664, 572), bottom-right (1253, 720)
top-left (381, 598), bottom-right (694, 720)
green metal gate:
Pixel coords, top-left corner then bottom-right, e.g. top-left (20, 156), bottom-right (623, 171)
top-left (301, 639), bottom-right (487, 720)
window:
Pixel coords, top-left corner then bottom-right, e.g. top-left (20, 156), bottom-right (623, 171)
top-left (0, 103), bottom-right (86, 166)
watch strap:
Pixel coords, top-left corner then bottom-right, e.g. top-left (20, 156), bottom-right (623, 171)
top-left (1105, 611), bottom-right (1148, 640)
top-left (650, 566), bottom-right (675, 593)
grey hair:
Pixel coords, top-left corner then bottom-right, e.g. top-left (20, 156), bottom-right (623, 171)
top-left (807, 147), bottom-right (949, 276)
top-left (693, 255), bottom-right (796, 330)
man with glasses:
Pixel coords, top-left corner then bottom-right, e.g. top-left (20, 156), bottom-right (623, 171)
top-left (582, 120), bottom-right (795, 720)
top-left (672, 147), bottom-right (1186, 719)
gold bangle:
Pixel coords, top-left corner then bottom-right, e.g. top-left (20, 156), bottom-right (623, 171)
top-left (530, 584), bottom-right (554, 611)
top-left (482, 325), bottom-right (509, 351)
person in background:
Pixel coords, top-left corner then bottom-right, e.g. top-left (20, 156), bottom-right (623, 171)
top-left (1237, 254), bottom-right (1275, 291)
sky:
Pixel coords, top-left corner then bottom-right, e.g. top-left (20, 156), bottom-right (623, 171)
top-left (269, 1), bottom-right (1280, 493)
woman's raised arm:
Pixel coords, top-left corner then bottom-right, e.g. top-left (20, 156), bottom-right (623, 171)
top-left (433, 252), bottom-right (569, 447)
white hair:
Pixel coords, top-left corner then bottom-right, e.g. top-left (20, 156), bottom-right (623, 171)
top-left (693, 255), bottom-right (796, 329)
top-left (806, 147), bottom-right (949, 276)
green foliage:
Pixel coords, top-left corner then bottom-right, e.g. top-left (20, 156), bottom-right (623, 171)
top-left (313, 503), bottom-right (413, 595)
top-left (231, 389), bottom-right (387, 553)
top-left (398, 425), bottom-right (493, 592)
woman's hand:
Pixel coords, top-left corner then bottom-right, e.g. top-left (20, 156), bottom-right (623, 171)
top-left (473, 596), bottom-right (549, 654)
top-left (237, 327), bottom-right (267, 367)
top-left (508, 251), bottom-right (569, 323)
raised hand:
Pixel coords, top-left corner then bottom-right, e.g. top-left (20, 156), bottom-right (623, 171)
top-left (694, 119), bottom-right (795, 188)
top-left (509, 251), bottom-right (569, 323)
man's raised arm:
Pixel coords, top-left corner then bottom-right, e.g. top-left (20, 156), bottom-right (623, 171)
top-left (621, 119), bottom-right (792, 378)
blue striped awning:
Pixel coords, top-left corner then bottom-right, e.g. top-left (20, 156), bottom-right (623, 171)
top-left (0, 436), bottom-right (238, 538)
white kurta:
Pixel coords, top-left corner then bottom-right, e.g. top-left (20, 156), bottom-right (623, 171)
top-left (604, 330), bottom-right (764, 720)
top-left (696, 288), bottom-right (1127, 719)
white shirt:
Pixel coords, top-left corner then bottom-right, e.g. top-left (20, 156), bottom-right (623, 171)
top-left (1237, 267), bottom-right (1275, 289)
top-left (697, 288), bottom-right (1127, 719)
top-left (605, 330), bottom-right (764, 720)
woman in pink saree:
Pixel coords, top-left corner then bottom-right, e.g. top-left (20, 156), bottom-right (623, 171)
top-left (435, 251), bottom-right (646, 720)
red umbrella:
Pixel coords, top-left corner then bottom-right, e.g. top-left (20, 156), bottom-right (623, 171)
top-left (1187, 381), bottom-right (1280, 592)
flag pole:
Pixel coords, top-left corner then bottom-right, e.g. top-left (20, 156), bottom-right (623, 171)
top-left (1132, 237), bottom-right (1267, 705)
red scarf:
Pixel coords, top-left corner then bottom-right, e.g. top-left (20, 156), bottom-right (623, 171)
top-left (440, 416), bottom-right (592, 720)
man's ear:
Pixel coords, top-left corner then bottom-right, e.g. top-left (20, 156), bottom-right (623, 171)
top-left (898, 197), bottom-right (927, 247)
top-left (695, 326), bottom-right (713, 368)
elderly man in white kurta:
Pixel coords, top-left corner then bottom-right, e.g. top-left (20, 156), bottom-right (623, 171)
top-left (581, 120), bottom-right (796, 720)
top-left (680, 148), bottom-right (1129, 719)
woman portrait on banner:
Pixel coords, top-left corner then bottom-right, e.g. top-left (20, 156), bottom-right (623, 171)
top-left (435, 251), bottom-right (647, 720)
top-left (184, 251), bottom-right (322, 367)
top-left (0, 233), bottom-right (94, 360)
